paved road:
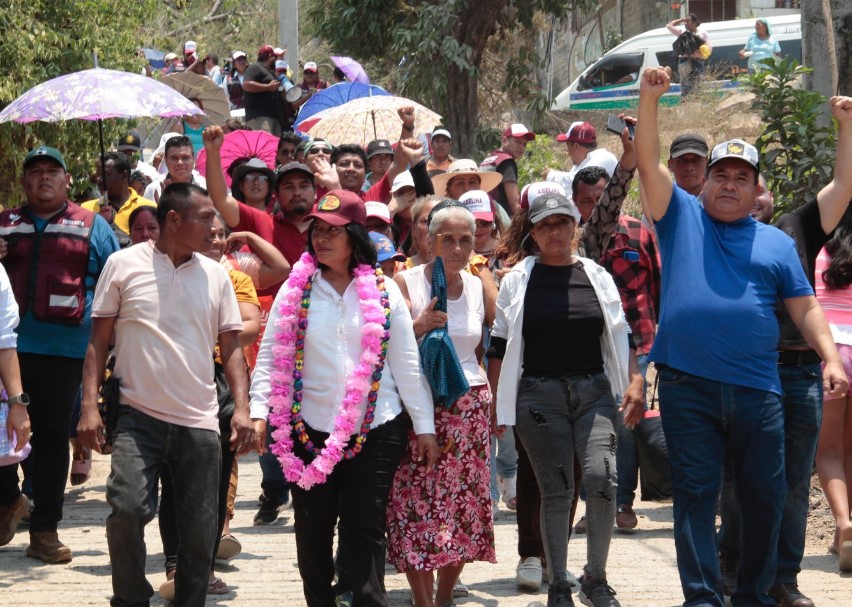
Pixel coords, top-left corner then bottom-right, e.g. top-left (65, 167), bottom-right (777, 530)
top-left (1, 453), bottom-right (849, 605)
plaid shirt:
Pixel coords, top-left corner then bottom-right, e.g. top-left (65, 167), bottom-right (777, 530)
top-left (578, 163), bottom-right (660, 354)
top-left (599, 215), bottom-right (661, 355)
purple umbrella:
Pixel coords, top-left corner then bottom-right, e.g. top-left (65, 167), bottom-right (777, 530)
top-left (331, 56), bottom-right (370, 85)
top-left (0, 66), bottom-right (203, 183)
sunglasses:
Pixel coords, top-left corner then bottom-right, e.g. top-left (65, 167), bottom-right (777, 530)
top-left (244, 173), bottom-right (269, 182)
top-left (307, 147), bottom-right (332, 155)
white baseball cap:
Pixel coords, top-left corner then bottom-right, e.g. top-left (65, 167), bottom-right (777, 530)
top-left (458, 190), bottom-right (494, 222)
top-left (391, 171), bottom-right (415, 193)
top-left (520, 181), bottom-right (567, 210)
top-left (503, 123), bottom-right (536, 141)
top-left (365, 201), bottom-right (392, 224)
top-left (184, 40), bottom-right (197, 53)
top-left (232, 51), bottom-right (247, 60)
top-left (304, 61), bottom-right (318, 72)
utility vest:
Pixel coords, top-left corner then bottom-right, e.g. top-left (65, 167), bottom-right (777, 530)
top-left (0, 203), bottom-right (95, 325)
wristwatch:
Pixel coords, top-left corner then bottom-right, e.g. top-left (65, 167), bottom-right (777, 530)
top-left (8, 393), bottom-right (30, 408)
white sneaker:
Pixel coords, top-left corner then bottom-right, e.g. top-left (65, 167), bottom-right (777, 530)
top-left (516, 556), bottom-right (543, 591)
top-left (492, 500), bottom-right (500, 521)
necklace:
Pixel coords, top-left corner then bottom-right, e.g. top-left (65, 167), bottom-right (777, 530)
top-left (267, 252), bottom-right (391, 490)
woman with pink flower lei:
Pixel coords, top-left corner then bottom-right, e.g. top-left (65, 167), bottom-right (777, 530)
top-left (249, 189), bottom-right (440, 607)
top-left (388, 202), bottom-right (497, 607)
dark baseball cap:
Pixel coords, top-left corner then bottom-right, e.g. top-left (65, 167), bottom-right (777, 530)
top-left (276, 161), bottom-right (314, 187)
top-left (117, 131), bottom-right (142, 152)
top-left (670, 133), bottom-right (709, 159)
top-left (23, 146), bottom-right (66, 171)
top-left (528, 192), bottom-right (581, 224)
top-left (257, 44), bottom-right (275, 60)
top-left (366, 139), bottom-right (394, 159)
top-left (557, 121), bottom-right (596, 144)
top-left (306, 190), bottom-right (366, 226)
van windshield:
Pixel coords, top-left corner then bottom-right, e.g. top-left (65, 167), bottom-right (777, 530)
top-left (578, 52), bottom-right (644, 91)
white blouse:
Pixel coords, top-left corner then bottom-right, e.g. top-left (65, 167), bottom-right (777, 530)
top-left (250, 269), bottom-right (436, 436)
top-left (398, 264), bottom-right (487, 387)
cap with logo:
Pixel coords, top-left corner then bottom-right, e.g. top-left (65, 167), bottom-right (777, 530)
top-left (306, 190), bottom-right (366, 226)
top-left (458, 190), bottom-right (495, 222)
top-left (708, 139), bottom-right (759, 172)
top-left (304, 61), bottom-right (318, 73)
top-left (520, 181), bottom-right (567, 210)
top-left (369, 232), bottom-right (406, 262)
top-left (670, 133), bottom-right (709, 159)
top-left (391, 171), bottom-right (414, 194)
top-left (117, 131), bottom-right (142, 152)
top-left (557, 121), bottom-right (596, 144)
top-left (367, 139), bottom-right (394, 159)
top-left (365, 201), bottom-right (392, 224)
top-left (503, 123), bottom-right (536, 141)
top-left (528, 192), bottom-right (581, 224)
top-left (23, 146), bottom-right (67, 171)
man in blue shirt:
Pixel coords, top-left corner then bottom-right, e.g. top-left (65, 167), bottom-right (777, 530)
top-left (0, 147), bottom-right (119, 564)
top-left (634, 67), bottom-right (848, 607)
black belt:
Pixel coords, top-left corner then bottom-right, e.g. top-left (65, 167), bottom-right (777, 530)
top-left (777, 350), bottom-right (822, 365)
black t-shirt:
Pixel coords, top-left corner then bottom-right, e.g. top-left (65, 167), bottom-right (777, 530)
top-left (522, 262), bottom-right (604, 376)
top-left (773, 199), bottom-right (829, 349)
top-left (243, 62), bottom-right (280, 121)
top-left (493, 158), bottom-right (518, 214)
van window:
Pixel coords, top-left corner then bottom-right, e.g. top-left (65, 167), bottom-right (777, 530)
top-left (578, 52), bottom-right (644, 91)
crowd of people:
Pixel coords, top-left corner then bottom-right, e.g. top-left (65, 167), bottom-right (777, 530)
top-left (0, 36), bottom-right (851, 607)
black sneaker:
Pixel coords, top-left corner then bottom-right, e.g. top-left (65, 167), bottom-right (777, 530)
top-left (547, 580), bottom-right (574, 607)
top-left (253, 493), bottom-right (283, 525)
top-left (768, 583), bottom-right (815, 607)
top-left (578, 575), bottom-right (620, 607)
top-left (718, 552), bottom-right (738, 597)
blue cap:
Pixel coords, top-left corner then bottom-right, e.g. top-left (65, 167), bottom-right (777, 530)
top-left (369, 231), bottom-right (405, 263)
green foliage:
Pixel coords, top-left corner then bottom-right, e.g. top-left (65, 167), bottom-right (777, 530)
top-left (740, 57), bottom-right (836, 214)
top-left (0, 0), bottom-right (159, 202)
top-left (516, 134), bottom-right (564, 190)
top-left (603, 29), bottom-right (623, 54)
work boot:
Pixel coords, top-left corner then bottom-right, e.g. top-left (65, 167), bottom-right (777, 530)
top-left (768, 583), bottom-right (815, 607)
top-left (0, 494), bottom-right (28, 546)
top-left (26, 530), bottom-right (72, 564)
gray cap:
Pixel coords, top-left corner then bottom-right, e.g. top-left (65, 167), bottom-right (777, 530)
top-left (528, 193), bottom-right (581, 224)
top-left (231, 157), bottom-right (276, 186)
top-left (275, 161), bottom-right (314, 186)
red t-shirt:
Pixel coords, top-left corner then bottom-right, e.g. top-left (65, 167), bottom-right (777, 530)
top-left (315, 172), bottom-right (392, 204)
top-left (234, 202), bottom-right (308, 295)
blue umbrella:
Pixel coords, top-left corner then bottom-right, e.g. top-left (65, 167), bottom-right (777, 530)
top-left (293, 82), bottom-right (388, 132)
top-left (419, 257), bottom-right (470, 407)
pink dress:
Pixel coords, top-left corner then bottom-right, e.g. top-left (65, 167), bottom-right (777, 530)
top-left (386, 266), bottom-right (496, 571)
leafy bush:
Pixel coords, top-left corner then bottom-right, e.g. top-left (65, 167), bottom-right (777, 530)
top-left (740, 57), bottom-right (836, 214)
top-left (516, 134), bottom-right (565, 189)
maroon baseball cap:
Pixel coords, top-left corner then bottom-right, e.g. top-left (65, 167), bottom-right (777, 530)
top-left (257, 44), bottom-right (275, 60)
top-left (557, 121), bottom-right (597, 144)
top-left (503, 123), bottom-right (536, 141)
top-left (306, 190), bottom-right (366, 226)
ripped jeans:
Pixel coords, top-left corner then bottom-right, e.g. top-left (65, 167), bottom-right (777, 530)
top-left (514, 372), bottom-right (618, 584)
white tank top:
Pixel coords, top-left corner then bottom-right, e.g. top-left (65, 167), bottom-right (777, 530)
top-left (400, 264), bottom-right (487, 386)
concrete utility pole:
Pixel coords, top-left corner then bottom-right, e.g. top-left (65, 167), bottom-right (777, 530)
top-left (803, 0), bottom-right (852, 100)
top-left (279, 0), bottom-right (299, 68)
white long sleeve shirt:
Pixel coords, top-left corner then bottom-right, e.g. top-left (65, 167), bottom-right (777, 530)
top-left (250, 269), bottom-right (436, 436)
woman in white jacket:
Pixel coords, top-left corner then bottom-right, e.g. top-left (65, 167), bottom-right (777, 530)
top-left (486, 193), bottom-right (644, 607)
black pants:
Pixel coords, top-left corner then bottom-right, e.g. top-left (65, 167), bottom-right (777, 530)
top-left (0, 353), bottom-right (83, 533)
top-left (291, 414), bottom-right (407, 607)
top-left (160, 406), bottom-right (235, 572)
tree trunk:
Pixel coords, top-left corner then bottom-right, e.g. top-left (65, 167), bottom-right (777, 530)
top-left (443, 0), bottom-right (508, 156)
top-left (803, 0), bottom-right (852, 101)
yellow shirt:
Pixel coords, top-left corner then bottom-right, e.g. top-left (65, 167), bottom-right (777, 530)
top-left (82, 188), bottom-right (156, 234)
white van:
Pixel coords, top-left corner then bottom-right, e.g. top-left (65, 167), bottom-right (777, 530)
top-left (552, 14), bottom-right (802, 110)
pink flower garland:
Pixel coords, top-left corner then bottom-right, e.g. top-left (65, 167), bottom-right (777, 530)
top-left (267, 252), bottom-right (388, 490)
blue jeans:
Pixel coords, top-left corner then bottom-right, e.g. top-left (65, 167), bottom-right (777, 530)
top-left (259, 425), bottom-right (290, 505)
top-left (490, 429), bottom-right (518, 501)
top-left (717, 362), bottom-right (822, 587)
top-left (657, 366), bottom-right (785, 607)
top-left (106, 406), bottom-right (220, 607)
top-left (616, 354), bottom-right (648, 506)
top-left (514, 372), bottom-right (618, 583)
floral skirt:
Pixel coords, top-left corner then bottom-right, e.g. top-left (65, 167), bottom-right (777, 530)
top-left (386, 384), bottom-right (496, 572)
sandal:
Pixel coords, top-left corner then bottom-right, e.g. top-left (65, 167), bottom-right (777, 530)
top-left (70, 440), bottom-right (92, 486)
top-left (216, 533), bottom-right (242, 561)
top-left (208, 575), bottom-right (229, 595)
